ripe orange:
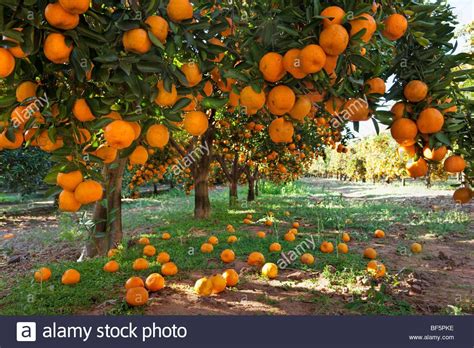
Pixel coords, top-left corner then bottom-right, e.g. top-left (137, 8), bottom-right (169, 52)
top-left (337, 243), bottom-right (349, 254)
top-left (107, 248), bottom-right (119, 258)
top-left (138, 237), bottom-right (150, 245)
top-left (57, 171), bottom-right (83, 191)
top-left (374, 229), bottom-right (385, 238)
top-left (145, 15), bottom-right (169, 43)
top-left (407, 158), bottom-right (429, 178)
top-left (342, 232), bottom-right (350, 242)
top-left (126, 287), bottom-right (149, 306)
top-left (411, 243), bottom-right (422, 254)
top-left (210, 274), bottom-right (227, 294)
top-left (240, 86), bottom-right (266, 115)
top-left (34, 267), bottom-right (52, 282)
top-left (146, 124), bottom-right (170, 148)
top-left (45, 2), bottom-right (79, 30)
top-left (4, 29), bottom-right (28, 58)
top-left (383, 14), bottom-right (408, 41)
top-left (74, 180), bottom-right (103, 205)
top-left (123, 28), bottom-right (151, 54)
top-left (444, 155), bottom-right (466, 173)
top-left (194, 277), bottom-right (213, 296)
top-left (247, 252), bottom-right (265, 266)
top-left (289, 96), bottom-right (311, 121)
top-left (72, 99), bottom-right (95, 122)
top-left (155, 80), bottom-right (178, 107)
top-left (300, 44), bottom-right (327, 74)
top-left (320, 241), bottom-right (334, 253)
top-left (283, 49), bottom-right (307, 79)
top-left (452, 187), bottom-right (472, 204)
top-left (323, 54), bottom-right (338, 76)
top-left (363, 247), bottom-right (377, 259)
top-left (390, 118), bottom-right (418, 146)
top-left (133, 258), bottom-right (149, 271)
top-left (0, 48), bottom-right (15, 78)
top-left (43, 33), bottom-right (73, 64)
top-left (300, 253), bottom-right (315, 265)
top-left (36, 131), bottom-right (63, 152)
top-left (145, 273), bottom-right (165, 292)
top-left (16, 81), bottom-right (38, 102)
top-left (103, 260), bottom-right (120, 273)
top-left (320, 24), bottom-right (349, 55)
top-left (162, 232), bottom-right (171, 240)
top-left (324, 97), bottom-right (345, 116)
top-left (125, 276), bottom-right (145, 289)
top-left (404, 81), bottom-right (428, 103)
top-left (262, 263), bottom-right (278, 279)
top-left (167, 0), bottom-right (193, 22)
top-left (61, 269), bottom-right (80, 285)
top-left (220, 249), bottom-right (235, 263)
top-left (391, 102), bottom-right (410, 119)
top-left (222, 269), bottom-right (239, 286)
top-left (208, 236), bottom-right (218, 245)
top-left (157, 251), bottom-right (171, 264)
top-left (321, 6), bottom-right (346, 28)
top-left (200, 243), bottom-right (214, 253)
top-left (183, 111), bottom-right (208, 136)
top-left (417, 108), bottom-right (444, 134)
top-left (104, 120), bottom-right (135, 149)
top-left (292, 222), bottom-right (300, 228)
top-left (58, 190), bottom-right (81, 212)
top-left (129, 146), bottom-right (149, 165)
top-left (423, 145), bottom-right (447, 162)
top-left (284, 231), bottom-right (296, 242)
top-left (367, 260), bottom-right (386, 278)
top-left (365, 78), bottom-right (386, 95)
top-left (226, 224), bottom-right (235, 233)
top-left (143, 245), bottom-right (156, 257)
top-left (269, 118), bottom-right (294, 143)
top-left (181, 62), bottom-right (202, 87)
top-left (259, 52), bottom-right (286, 82)
top-left (161, 262), bottom-right (178, 276)
top-left (343, 98), bottom-right (370, 121)
top-left (227, 235), bottom-right (238, 243)
top-left (269, 242), bottom-right (282, 252)
top-left (349, 13), bottom-right (377, 43)
top-left (256, 231), bottom-right (266, 239)
top-left (59, 0), bottom-right (89, 14)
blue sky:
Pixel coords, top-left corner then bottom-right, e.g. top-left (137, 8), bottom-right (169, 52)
top-left (349, 0), bottom-right (473, 138)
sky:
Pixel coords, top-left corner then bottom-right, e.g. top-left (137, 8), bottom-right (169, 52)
top-left (348, 0), bottom-right (473, 138)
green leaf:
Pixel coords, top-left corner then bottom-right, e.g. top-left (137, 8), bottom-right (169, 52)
top-left (201, 97), bottom-right (228, 109)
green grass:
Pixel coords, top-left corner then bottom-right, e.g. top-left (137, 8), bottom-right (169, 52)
top-left (0, 180), bottom-right (470, 315)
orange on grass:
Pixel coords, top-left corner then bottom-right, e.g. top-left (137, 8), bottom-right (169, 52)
top-left (259, 52), bottom-right (286, 82)
top-left (222, 269), bottom-right (239, 286)
top-left (133, 258), bottom-right (149, 271)
top-left (145, 15), bottom-right (169, 43)
top-left (45, 2), bottom-right (79, 30)
top-left (269, 242), bottom-right (282, 252)
top-left (444, 155), bottom-right (466, 173)
top-left (300, 44), bottom-right (326, 74)
top-left (167, 0), bottom-right (193, 22)
top-left (104, 120), bottom-right (135, 149)
top-left (283, 49), bottom-right (307, 79)
top-left (103, 260), bottom-right (120, 273)
top-left (300, 253), bottom-right (314, 265)
top-left (125, 276), bottom-right (145, 289)
top-left (269, 118), bottom-right (294, 143)
top-left (452, 187), bottom-right (472, 204)
top-left (320, 241), bottom-right (334, 253)
top-left (247, 252), bottom-right (265, 266)
top-left (200, 243), bottom-right (214, 253)
top-left (210, 274), bottom-right (227, 294)
top-left (138, 237), bottom-right (150, 245)
top-left (227, 235), bottom-right (238, 243)
top-left (349, 13), bottom-right (377, 43)
top-left (374, 229), bottom-right (385, 238)
top-left (407, 158), bottom-right (429, 178)
top-left (284, 231), bottom-right (296, 242)
top-left (74, 180), bottom-right (103, 205)
top-left (107, 248), bottom-right (119, 258)
top-left (34, 267), bottom-right (52, 282)
top-left (194, 277), bottom-right (213, 296)
top-left (162, 232), bottom-right (171, 240)
top-left (226, 224), bottom-right (235, 233)
top-left (16, 81), bottom-right (38, 102)
top-left (382, 14), bottom-right (408, 41)
top-left (292, 222), bottom-right (300, 228)
top-left (404, 80), bottom-right (428, 103)
top-left (126, 287), bottom-right (149, 306)
top-left (411, 243), bottom-right (422, 254)
top-left (59, 0), bottom-right (89, 14)
top-left (0, 48), bottom-right (16, 78)
top-left (423, 145), bottom-right (447, 162)
top-left (143, 245), bottom-right (156, 257)
top-left (145, 273), bottom-right (165, 292)
top-left (337, 243), bottom-right (349, 254)
top-left (390, 118), bottom-right (418, 146)
top-left (129, 146), bottom-right (149, 165)
top-left (343, 98), bottom-right (370, 121)
top-left (321, 6), bottom-right (346, 28)
top-left (43, 33), bottom-right (73, 64)
top-left (181, 62), bottom-right (202, 87)
top-left (123, 28), bottom-right (151, 54)
top-left (146, 124), bottom-right (170, 148)
top-left (208, 236), bottom-right (218, 245)
top-left (157, 252), bottom-right (171, 264)
top-left (58, 190), bottom-right (81, 212)
top-left (342, 232), bottom-right (351, 242)
top-left (220, 249), bottom-right (235, 263)
top-left (320, 24), bottom-right (349, 56)
top-left (363, 247), bottom-right (377, 259)
top-left (95, 145), bottom-right (118, 163)
top-left (256, 231), bottom-right (266, 238)
top-left (61, 269), bottom-right (80, 285)
top-left (417, 108), bottom-right (444, 134)
top-left (155, 80), bottom-right (178, 107)
top-left (183, 111), bottom-right (208, 136)
top-left (261, 263), bottom-right (278, 279)
top-left (367, 260), bottom-right (386, 278)
top-left (161, 262), bottom-right (178, 276)
top-left (365, 78), bottom-right (386, 95)
top-left (57, 170), bottom-right (83, 191)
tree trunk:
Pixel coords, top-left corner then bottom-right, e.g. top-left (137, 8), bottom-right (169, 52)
top-left (255, 177), bottom-right (259, 196)
top-left (247, 177), bottom-right (255, 202)
top-left (193, 131), bottom-right (213, 219)
top-left (229, 179), bottom-right (238, 206)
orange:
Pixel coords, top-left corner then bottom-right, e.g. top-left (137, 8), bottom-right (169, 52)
top-left (125, 276), bottom-right (145, 289)
top-left (323, 54), bottom-right (338, 76)
top-left (145, 15), bottom-right (169, 43)
top-left (104, 120), bottom-right (135, 149)
top-left (181, 62), bottom-right (202, 87)
top-left (222, 269), bottom-right (239, 286)
top-left (390, 118), bottom-right (418, 146)
top-left (363, 247), bottom-right (377, 259)
top-left (0, 48), bottom-right (16, 78)
top-left (129, 146), bottom-right (149, 165)
top-left (210, 274), bottom-right (227, 294)
top-left (133, 258), bottom-right (149, 271)
top-left (423, 145), bottom-right (447, 162)
top-left (43, 33), bottom-right (73, 64)
top-left (74, 180), bottom-right (103, 205)
top-left (240, 86), bottom-right (266, 115)
top-left (320, 24), bottom-right (349, 55)
top-left (16, 81), bottom-right (38, 102)
top-left (261, 263), bottom-right (278, 279)
top-left (138, 237), bottom-right (150, 245)
top-left (36, 131), bottom-right (63, 152)
top-left (155, 80), bottom-right (178, 107)
top-left (365, 78), bottom-right (386, 95)
top-left (411, 243), bottom-right (422, 254)
top-left (157, 252), bottom-right (171, 263)
top-left (374, 229), bottom-right (385, 238)
top-left (161, 262), bottom-right (178, 276)
top-left (107, 248), bottom-right (119, 258)
top-left (407, 158), bottom-right (428, 178)
top-left (143, 245), bottom-right (156, 257)
top-left (444, 155), bottom-right (466, 173)
top-left (367, 260), bottom-right (386, 278)
top-left (208, 236), bottom-right (218, 245)
top-left (194, 277), bottom-right (213, 296)
top-left (123, 28), bottom-right (152, 54)
top-left (256, 231), bottom-right (266, 238)
top-left (269, 242), bottom-right (282, 252)
top-left (167, 0), bottom-right (193, 22)
top-left (324, 97), bottom-right (344, 116)
top-left (343, 98), bottom-right (370, 121)
top-left (4, 29), bottom-right (27, 58)
top-left (227, 235), bottom-right (238, 243)
top-left (292, 222), bottom-right (300, 228)
top-left (73, 128), bottom-right (91, 144)
top-left (259, 52), bottom-right (286, 82)
top-left (95, 145), bottom-right (117, 164)
top-left (300, 253), bottom-right (315, 265)
top-left (321, 6), bottom-right (346, 28)
top-left (45, 2), bottom-right (79, 30)
top-left (284, 231), bottom-right (296, 242)
top-left (58, 190), bottom-right (82, 212)
top-left (162, 232), bottom-right (171, 240)
top-left (342, 232), bottom-right (350, 242)
top-left (452, 187), bottom-right (472, 204)
top-left (283, 49), bottom-right (307, 79)
top-left (289, 96), bottom-right (312, 121)
top-left (247, 252), bottom-right (265, 266)
top-left (59, 0), bottom-right (89, 14)
top-left (349, 13), bottom-right (377, 43)
top-left (300, 44), bottom-right (327, 74)
top-left (417, 108), bottom-right (444, 134)
top-left (320, 241), bottom-right (334, 253)
top-left (391, 102), bottom-right (409, 119)
top-left (183, 111), bottom-right (208, 136)
top-left (34, 267), bottom-right (52, 282)
top-left (383, 14), bottom-right (408, 41)
top-left (73, 99), bottom-right (95, 122)
top-left (61, 269), bottom-right (80, 285)
top-left (337, 243), bottom-right (349, 254)
top-left (226, 224), bottom-right (235, 233)
top-left (145, 273), bottom-right (165, 292)
top-left (126, 287), bottom-right (149, 306)
top-left (404, 80), bottom-right (428, 103)
top-left (57, 171), bottom-right (83, 191)
top-left (220, 249), bottom-right (235, 263)
top-left (201, 243), bottom-right (214, 253)
top-left (269, 117), bottom-right (294, 143)
top-left (103, 260), bottom-right (120, 273)
top-left (146, 124), bottom-right (169, 148)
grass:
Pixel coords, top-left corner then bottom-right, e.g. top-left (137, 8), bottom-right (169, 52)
top-left (0, 180), bottom-right (470, 315)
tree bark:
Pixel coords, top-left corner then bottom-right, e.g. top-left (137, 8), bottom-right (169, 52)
top-left (193, 144), bottom-right (212, 219)
top-left (247, 177), bottom-right (255, 201)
